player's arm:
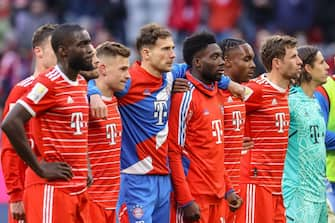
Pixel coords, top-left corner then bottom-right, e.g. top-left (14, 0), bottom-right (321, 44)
top-left (168, 92), bottom-right (200, 221)
top-left (87, 79), bottom-right (131, 118)
top-left (2, 104), bottom-right (72, 180)
top-left (1, 87), bottom-right (27, 201)
top-left (1, 87), bottom-right (28, 221)
top-left (243, 81), bottom-right (263, 113)
top-left (315, 89), bottom-right (335, 150)
top-left (2, 78), bottom-right (73, 180)
top-left (87, 79), bottom-right (107, 119)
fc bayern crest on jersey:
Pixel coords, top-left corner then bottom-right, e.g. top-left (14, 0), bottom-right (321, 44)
top-left (132, 205), bottom-right (144, 219)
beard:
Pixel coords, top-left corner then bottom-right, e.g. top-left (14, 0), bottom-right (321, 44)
top-left (69, 56), bottom-right (95, 71)
top-left (80, 69), bottom-right (99, 81)
top-left (202, 70), bottom-right (221, 83)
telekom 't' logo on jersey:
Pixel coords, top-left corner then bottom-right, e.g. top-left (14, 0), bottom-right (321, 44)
top-left (232, 111), bottom-right (243, 131)
top-left (275, 112), bottom-right (287, 133)
top-left (212, 119), bottom-right (223, 144)
top-left (310, 125), bottom-right (320, 144)
top-left (71, 112), bottom-right (84, 135)
top-left (106, 123), bottom-right (117, 145)
top-left (154, 100), bottom-right (167, 125)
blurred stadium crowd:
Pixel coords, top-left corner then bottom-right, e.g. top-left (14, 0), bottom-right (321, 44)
top-left (1, 0), bottom-right (335, 114)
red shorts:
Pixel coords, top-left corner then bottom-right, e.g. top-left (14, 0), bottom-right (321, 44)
top-left (89, 201), bottom-right (116, 223)
top-left (23, 184), bottom-right (91, 223)
top-left (235, 183), bottom-right (286, 223)
top-left (170, 194), bottom-right (226, 223)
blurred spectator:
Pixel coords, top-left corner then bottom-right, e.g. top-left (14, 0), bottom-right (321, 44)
top-left (126, 0), bottom-right (170, 46)
top-left (101, 0), bottom-right (127, 45)
top-left (1, 0), bottom-right (335, 112)
top-left (169, 0), bottom-right (201, 35)
top-left (208, 0), bottom-right (242, 41)
top-left (315, 0), bottom-right (335, 43)
top-left (0, 32), bottom-right (23, 111)
top-left (240, 0), bottom-right (275, 44)
top-left (13, 0), bottom-right (56, 50)
top-left (168, 0), bottom-right (201, 61)
top-left (0, 0), bottom-right (11, 52)
top-left (274, 0), bottom-right (315, 35)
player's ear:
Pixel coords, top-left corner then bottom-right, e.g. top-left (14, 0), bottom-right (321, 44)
top-left (58, 45), bottom-right (67, 57)
top-left (98, 63), bottom-right (107, 76)
top-left (224, 56), bottom-right (232, 68)
top-left (272, 57), bottom-right (281, 70)
top-left (304, 63), bottom-right (312, 74)
top-left (141, 47), bottom-right (150, 60)
top-left (193, 57), bottom-right (201, 69)
top-left (33, 46), bottom-right (43, 58)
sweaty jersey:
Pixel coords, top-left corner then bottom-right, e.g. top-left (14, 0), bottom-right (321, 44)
top-left (222, 90), bottom-right (246, 193)
top-left (168, 71), bottom-right (232, 206)
top-left (1, 76), bottom-right (34, 202)
top-left (242, 75), bottom-right (290, 194)
top-left (283, 86), bottom-right (326, 203)
top-left (18, 66), bottom-right (89, 194)
top-left (88, 95), bottom-right (121, 209)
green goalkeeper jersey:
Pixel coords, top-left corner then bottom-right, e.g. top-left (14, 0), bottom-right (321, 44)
top-left (283, 86), bottom-right (326, 203)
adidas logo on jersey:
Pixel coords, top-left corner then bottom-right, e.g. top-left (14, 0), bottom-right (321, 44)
top-left (220, 105), bottom-right (224, 114)
top-left (203, 109), bottom-right (210, 115)
top-left (227, 96), bottom-right (233, 103)
top-left (67, 96), bottom-right (74, 104)
top-left (271, 98), bottom-right (278, 105)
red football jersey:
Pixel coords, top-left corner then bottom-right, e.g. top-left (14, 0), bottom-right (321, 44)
top-left (168, 71), bottom-right (232, 206)
top-left (1, 76), bottom-right (34, 202)
top-left (242, 75), bottom-right (290, 194)
top-left (222, 90), bottom-right (246, 193)
top-left (18, 66), bottom-right (89, 194)
top-left (88, 96), bottom-right (121, 209)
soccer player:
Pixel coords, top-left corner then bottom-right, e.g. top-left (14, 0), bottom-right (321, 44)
top-left (1, 24), bottom-right (95, 223)
top-left (240, 35), bottom-right (302, 223)
top-left (0, 23), bottom-right (58, 223)
top-left (315, 57), bottom-right (335, 217)
top-left (87, 23), bottom-right (236, 223)
top-left (168, 32), bottom-right (242, 223)
top-left (283, 45), bottom-right (329, 223)
top-left (219, 38), bottom-right (255, 222)
top-left (87, 41), bottom-right (130, 223)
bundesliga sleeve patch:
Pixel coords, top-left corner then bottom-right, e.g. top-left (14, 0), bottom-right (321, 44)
top-left (243, 86), bottom-right (254, 101)
top-left (27, 82), bottom-right (48, 104)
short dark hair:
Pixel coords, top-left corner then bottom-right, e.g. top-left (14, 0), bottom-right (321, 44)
top-left (96, 41), bottom-right (130, 58)
top-left (260, 35), bottom-right (297, 72)
top-left (32, 24), bottom-right (58, 48)
top-left (135, 23), bottom-right (172, 52)
top-left (219, 38), bottom-right (246, 56)
top-left (182, 31), bottom-right (216, 66)
top-left (51, 24), bottom-right (85, 53)
top-left (297, 45), bottom-right (319, 84)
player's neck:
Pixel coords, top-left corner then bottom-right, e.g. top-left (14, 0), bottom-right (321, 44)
top-left (190, 68), bottom-right (213, 85)
top-left (266, 71), bottom-right (290, 89)
top-left (141, 61), bottom-right (162, 78)
top-left (33, 63), bottom-right (50, 78)
top-left (300, 81), bottom-right (317, 98)
top-left (95, 79), bottom-right (113, 97)
top-left (57, 62), bottom-right (79, 81)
